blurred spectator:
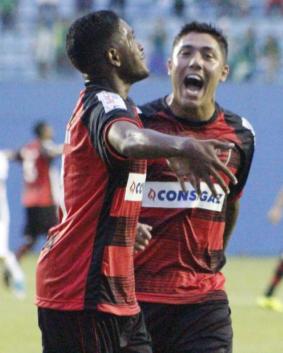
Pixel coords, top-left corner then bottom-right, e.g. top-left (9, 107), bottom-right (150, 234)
top-left (54, 17), bottom-right (72, 75)
top-left (215, 0), bottom-right (235, 16)
top-left (149, 17), bottom-right (167, 76)
top-left (108, 0), bottom-right (127, 18)
top-left (172, 0), bottom-right (186, 18)
top-left (265, 0), bottom-right (283, 15)
top-left (36, 0), bottom-right (59, 26)
top-left (34, 23), bottom-right (56, 79)
top-left (214, 0), bottom-right (250, 17)
top-left (261, 34), bottom-right (281, 83)
top-left (230, 27), bottom-right (257, 82)
top-left (0, 0), bottom-right (18, 31)
top-left (75, 0), bottom-right (94, 15)
top-left (237, 0), bottom-right (251, 16)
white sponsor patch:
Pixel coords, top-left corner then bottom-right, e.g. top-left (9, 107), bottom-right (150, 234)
top-left (125, 173), bottom-right (146, 202)
top-left (97, 91), bottom-right (127, 113)
top-left (142, 182), bottom-right (225, 212)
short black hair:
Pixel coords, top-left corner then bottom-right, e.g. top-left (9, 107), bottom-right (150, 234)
top-left (172, 22), bottom-right (228, 61)
top-left (33, 121), bottom-right (48, 138)
top-left (66, 10), bottom-right (120, 74)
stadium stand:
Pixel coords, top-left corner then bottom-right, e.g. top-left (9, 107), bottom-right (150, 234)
top-left (0, 0), bottom-right (282, 81)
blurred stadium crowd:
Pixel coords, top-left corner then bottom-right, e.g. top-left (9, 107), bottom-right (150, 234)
top-left (0, 0), bottom-right (282, 82)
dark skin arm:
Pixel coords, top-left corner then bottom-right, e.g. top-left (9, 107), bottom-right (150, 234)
top-left (223, 198), bottom-right (240, 250)
top-left (108, 120), bottom-right (238, 196)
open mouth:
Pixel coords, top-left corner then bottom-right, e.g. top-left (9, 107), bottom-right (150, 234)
top-left (184, 75), bottom-right (204, 91)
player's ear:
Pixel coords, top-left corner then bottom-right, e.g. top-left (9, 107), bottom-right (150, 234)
top-left (106, 48), bottom-right (121, 68)
top-left (167, 58), bottom-right (172, 76)
top-left (220, 64), bottom-right (229, 82)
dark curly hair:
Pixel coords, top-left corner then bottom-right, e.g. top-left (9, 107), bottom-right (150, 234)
top-left (33, 121), bottom-right (48, 138)
top-left (172, 21), bottom-right (228, 61)
top-left (66, 10), bottom-right (120, 74)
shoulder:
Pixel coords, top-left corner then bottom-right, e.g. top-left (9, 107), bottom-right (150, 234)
top-left (81, 90), bottom-right (137, 129)
top-left (96, 91), bottom-right (129, 114)
top-left (221, 107), bottom-right (255, 140)
top-left (138, 97), bottom-right (165, 119)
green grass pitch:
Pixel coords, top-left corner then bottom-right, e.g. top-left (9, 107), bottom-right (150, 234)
top-left (1, 255), bottom-right (283, 353)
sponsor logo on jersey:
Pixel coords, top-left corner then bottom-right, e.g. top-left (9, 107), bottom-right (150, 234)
top-left (125, 173), bottom-right (146, 201)
top-left (142, 182), bottom-right (225, 211)
top-left (97, 91), bottom-right (127, 113)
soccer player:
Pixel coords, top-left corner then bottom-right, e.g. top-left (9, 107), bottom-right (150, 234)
top-left (35, 11), bottom-right (238, 353)
top-left (134, 22), bottom-right (255, 353)
top-left (257, 188), bottom-right (283, 312)
top-left (13, 121), bottom-right (62, 261)
top-left (0, 151), bottom-right (26, 299)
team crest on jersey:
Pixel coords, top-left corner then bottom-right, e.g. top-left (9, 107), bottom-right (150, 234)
top-left (142, 182), bottom-right (225, 212)
top-left (97, 91), bottom-right (127, 113)
top-left (125, 173), bottom-right (146, 201)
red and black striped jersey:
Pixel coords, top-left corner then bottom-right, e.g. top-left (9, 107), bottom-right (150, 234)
top-left (36, 84), bottom-right (147, 316)
top-left (18, 139), bottom-right (58, 207)
top-left (135, 97), bottom-right (255, 304)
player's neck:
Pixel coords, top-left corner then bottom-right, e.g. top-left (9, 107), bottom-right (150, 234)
top-left (166, 95), bottom-right (216, 122)
top-left (85, 74), bottom-right (130, 99)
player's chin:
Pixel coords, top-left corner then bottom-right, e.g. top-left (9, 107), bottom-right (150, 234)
top-left (134, 67), bottom-right (150, 82)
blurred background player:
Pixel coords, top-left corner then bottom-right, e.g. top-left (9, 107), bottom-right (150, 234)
top-left (134, 22), bottom-right (255, 353)
top-left (257, 187), bottom-right (283, 312)
top-left (13, 121), bottom-right (62, 261)
top-left (0, 150), bottom-right (26, 299)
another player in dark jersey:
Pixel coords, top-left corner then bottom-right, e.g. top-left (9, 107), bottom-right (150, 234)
top-left (257, 188), bottom-right (283, 312)
top-left (134, 22), bottom-right (255, 353)
top-left (36, 12), bottom-right (239, 353)
top-left (14, 121), bottom-right (62, 261)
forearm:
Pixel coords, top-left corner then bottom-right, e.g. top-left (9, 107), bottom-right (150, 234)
top-left (117, 128), bottom-right (190, 159)
top-left (223, 199), bottom-right (240, 249)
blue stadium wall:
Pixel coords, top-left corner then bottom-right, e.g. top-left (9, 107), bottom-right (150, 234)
top-left (1, 78), bottom-right (282, 256)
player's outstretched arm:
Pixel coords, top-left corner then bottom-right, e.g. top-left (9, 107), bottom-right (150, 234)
top-left (107, 120), bottom-right (237, 195)
top-left (41, 141), bottom-right (64, 158)
top-left (1, 149), bottom-right (19, 160)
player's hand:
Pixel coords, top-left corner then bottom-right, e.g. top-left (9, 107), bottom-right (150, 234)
top-left (134, 223), bottom-right (152, 253)
top-left (267, 207), bottom-right (282, 225)
top-left (168, 138), bottom-right (237, 197)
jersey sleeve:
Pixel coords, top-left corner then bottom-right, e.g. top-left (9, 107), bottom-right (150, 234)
top-left (83, 91), bottom-right (142, 168)
top-left (229, 117), bottom-right (255, 200)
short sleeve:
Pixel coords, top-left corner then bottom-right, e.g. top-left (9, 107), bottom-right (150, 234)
top-left (82, 91), bottom-right (141, 167)
top-left (229, 117), bottom-right (255, 200)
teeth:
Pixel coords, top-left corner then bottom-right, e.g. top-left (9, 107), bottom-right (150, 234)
top-left (186, 74), bottom-right (202, 81)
